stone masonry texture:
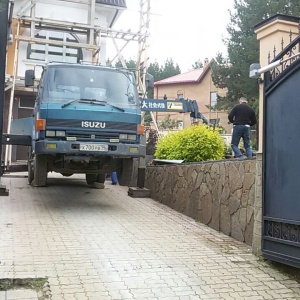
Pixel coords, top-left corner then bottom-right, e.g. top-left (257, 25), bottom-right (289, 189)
top-left (145, 159), bottom-right (256, 246)
top-left (0, 173), bottom-right (299, 300)
top-left (252, 154), bottom-right (262, 255)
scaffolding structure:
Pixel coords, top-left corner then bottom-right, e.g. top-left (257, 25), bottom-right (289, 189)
top-left (12, 0), bottom-right (150, 82)
top-left (5, 0), bottom-right (151, 166)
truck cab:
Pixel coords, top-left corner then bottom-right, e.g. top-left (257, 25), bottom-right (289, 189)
top-left (25, 62), bottom-right (146, 188)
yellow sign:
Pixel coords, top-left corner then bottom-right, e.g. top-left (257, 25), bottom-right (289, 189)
top-left (167, 102), bottom-right (183, 110)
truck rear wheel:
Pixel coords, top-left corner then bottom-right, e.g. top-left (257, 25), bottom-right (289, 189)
top-left (28, 160), bottom-right (34, 185)
top-left (33, 154), bottom-right (48, 187)
top-left (27, 147), bottom-right (34, 185)
top-left (118, 158), bottom-right (134, 186)
top-left (86, 174), bottom-right (97, 185)
top-left (86, 174), bottom-right (106, 189)
top-left (96, 174), bottom-right (106, 184)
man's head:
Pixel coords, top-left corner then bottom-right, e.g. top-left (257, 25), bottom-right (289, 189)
top-left (239, 97), bottom-right (248, 104)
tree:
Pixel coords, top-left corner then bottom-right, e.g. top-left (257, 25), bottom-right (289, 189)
top-left (192, 60), bottom-right (203, 69)
top-left (147, 61), bottom-right (162, 81)
top-left (143, 111), bottom-right (152, 126)
top-left (159, 115), bottom-right (177, 130)
top-left (160, 58), bottom-right (181, 79)
top-left (147, 59), bottom-right (181, 98)
top-left (114, 58), bottom-right (136, 70)
top-left (211, 0), bottom-right (300, 112)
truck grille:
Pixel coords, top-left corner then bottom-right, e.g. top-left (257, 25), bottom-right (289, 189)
top-left (66, 132), bottom-right (119, 142)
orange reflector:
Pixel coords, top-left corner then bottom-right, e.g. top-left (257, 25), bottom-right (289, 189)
top-left (36, 119), bottom-right (46, 131)
top-left (129, 147), bottom-right (138, 153)
top-left (46, 143), bottom-right (57, 149)
top-left (137, 124), bottom-right (145, 135)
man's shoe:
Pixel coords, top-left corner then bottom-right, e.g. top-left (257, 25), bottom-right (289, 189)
top-left (236, 155), bottom-right (247, 159)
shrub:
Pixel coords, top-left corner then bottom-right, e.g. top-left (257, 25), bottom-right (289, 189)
top-left (155, 125), bottom-right (225, 162)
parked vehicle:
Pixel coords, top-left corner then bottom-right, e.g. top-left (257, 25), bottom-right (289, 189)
top-left (20, 62), bottom-right (152, 188)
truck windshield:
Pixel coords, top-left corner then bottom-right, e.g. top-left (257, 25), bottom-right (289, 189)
top-left (41, 66), bottom-right (139, 108)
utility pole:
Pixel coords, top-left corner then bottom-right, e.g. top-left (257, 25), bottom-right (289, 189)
top-left (0, 0), bottom-right (10, 195)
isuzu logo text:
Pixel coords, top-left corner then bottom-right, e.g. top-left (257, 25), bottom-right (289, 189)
top-left (81, 121), bottom-right (106, 128)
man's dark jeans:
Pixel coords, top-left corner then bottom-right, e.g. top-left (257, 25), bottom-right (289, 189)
top-left (231, 125), bottom-right (252, 158)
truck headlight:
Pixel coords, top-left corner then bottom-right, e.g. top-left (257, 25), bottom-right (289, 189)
top-left (127, 134), bottom-right (137, 140)
top-left (119, 134), bottom-right (128, 139)
top-left (56, 131), bottom-right (66, 137)
top-left (46, 130), bottom-right (56, 137)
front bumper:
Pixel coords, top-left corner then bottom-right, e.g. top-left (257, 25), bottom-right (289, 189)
top-left (35, 140), bottom-right (146, 157)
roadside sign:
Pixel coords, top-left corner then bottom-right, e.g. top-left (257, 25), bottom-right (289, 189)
top-left (167, 102), bottom-right (183, 110)
top-left (141, 99), bottom-right (185, 112)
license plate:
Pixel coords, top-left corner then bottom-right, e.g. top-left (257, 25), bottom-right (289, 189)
top-left (79, 144), bottom-right (108, 151)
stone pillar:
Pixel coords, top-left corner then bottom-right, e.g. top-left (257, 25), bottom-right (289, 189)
top-left (252, 14), bottom-right (300, 255)
top-left (252, 153), bottom-right (262, 255)
top-left (254, 14), bottom-right (300, 153)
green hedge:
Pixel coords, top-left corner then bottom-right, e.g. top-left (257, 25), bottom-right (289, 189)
top-left (155, 125), bottom-right (225, 162)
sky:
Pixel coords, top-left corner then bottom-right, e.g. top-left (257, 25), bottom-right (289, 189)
top-left (108, 0), bottom-right (235, 73)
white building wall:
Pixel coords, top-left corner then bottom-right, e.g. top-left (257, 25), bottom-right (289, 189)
top-left (14, 0), bottom-right (118, 78)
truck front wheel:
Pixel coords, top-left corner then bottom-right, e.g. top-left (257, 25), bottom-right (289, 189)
top-left (32, 154), bottom-right (48, 187)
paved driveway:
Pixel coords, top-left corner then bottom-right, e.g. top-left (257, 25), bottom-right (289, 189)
top-left (0, 173), bottom-right (300, 300)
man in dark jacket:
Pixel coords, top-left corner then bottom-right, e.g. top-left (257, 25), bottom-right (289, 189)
top-left (228, 97), bottom-right (257, 158)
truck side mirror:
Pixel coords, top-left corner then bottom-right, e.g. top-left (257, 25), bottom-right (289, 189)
top-left (146, 73), bottom-right (154, 89)
top-left (25, 69), bottom-right (35, 87)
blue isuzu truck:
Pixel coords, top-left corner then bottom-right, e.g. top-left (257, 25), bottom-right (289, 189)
top-left (20, 62), bottom-right (149, 188)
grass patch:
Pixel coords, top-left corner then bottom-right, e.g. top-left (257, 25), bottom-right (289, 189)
top-left (0, 278), bottom-right (50, 300)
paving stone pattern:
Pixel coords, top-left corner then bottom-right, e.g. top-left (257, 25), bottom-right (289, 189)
top-left (0, 173), bottom-right (299, 300)
top-left (1, 289), bottom-right (39, 300)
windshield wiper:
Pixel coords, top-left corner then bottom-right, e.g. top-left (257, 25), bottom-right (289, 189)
top-left (61, 98), bottom-right (125, 112)
top-left (61, 98), bottom-right (89, 108)
top-left (79, 99), bottom-right (125, 112)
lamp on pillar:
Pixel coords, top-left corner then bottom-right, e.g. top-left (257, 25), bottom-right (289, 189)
top-left (0, 0), bottom-right (10, 195)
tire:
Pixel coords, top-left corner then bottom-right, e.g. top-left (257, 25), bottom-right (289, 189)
top-left (86, 174), bottom-right (97, 185)
top-left (118, 158), bottom-right (134, 186)
top-left (33, 154), bottom-right (48, 187)
top-left (61, 173), bottom-right (73, 177)
top-left (27, 147), bottom-right (34, 185)
top-left (96, 174), bottom-right (106, 184)
top-left (28, 160), bottom-right (34, 185)
top-left (86, 173), bottom-right (106, 185)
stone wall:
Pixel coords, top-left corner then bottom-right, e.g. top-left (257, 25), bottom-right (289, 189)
top-left (145, 159), bottom-right (256, 246)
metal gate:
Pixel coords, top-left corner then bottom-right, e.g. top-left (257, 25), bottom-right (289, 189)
top-left (263, 35), bottom-right (300, 267)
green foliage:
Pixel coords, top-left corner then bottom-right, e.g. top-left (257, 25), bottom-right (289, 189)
top-left (161, 58), bottom-right (181, 79)
top-left (211, 0), bottom-right (300, 112)
top-left (147, 58), bottom-right (181, 98)
top-left (106, 58), bottom-right (181, 99)
top-left (224, 144), bottom-right (232, 156)
top-left (159, 115), bottom-right (177, 130)
top-left (113, 58), bottom-right (136, 70)
top-left (155, 125), bottom-right (225, 162)
top-left (192, 60), bottom-right (203, 69)
top-left (250, 138), bottom-right (258, 151)
top-left (210, 124), bottom-right (226, 134)
top-left (143, 111), bottom-right (152, 126)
